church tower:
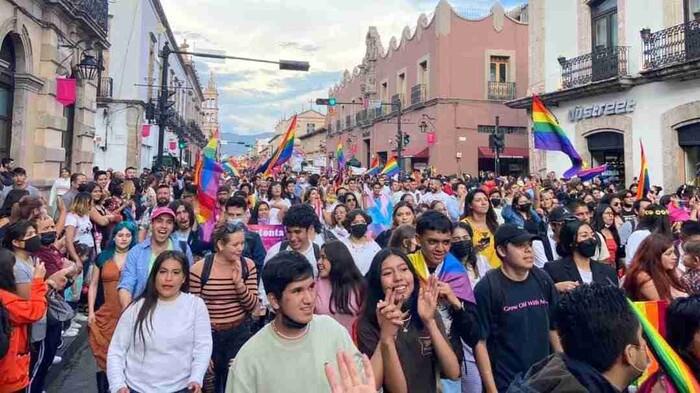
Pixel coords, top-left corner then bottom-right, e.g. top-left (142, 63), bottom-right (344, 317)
top-left (203, 72), bottom-right (219, 138)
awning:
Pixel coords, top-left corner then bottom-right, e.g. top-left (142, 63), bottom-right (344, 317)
top-left (477, 147), bottom-right (529, 159)
top-left (394, 147), bottom-right (429, 158)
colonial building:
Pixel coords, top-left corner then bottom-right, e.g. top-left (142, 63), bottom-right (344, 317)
top-left (0, 0), bottom-right (109, 190)
top-left (325, 0), bottom-right (530, 175)
top-left (507, 0), bottom-right (700, 191)
top-left (202, 71), bottom-right (219, 138)
top-left (94, 0), bottom-right (206, 171)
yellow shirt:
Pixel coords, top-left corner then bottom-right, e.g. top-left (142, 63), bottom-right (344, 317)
top-left (462, 217), bottom-right (501, 268)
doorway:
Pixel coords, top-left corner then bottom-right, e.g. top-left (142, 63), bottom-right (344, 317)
top-left (586, 131), bottom-right (625, 186)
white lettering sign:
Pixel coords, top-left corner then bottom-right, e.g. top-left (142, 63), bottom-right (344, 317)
top-left (568, 100), bottom-right (636, 122)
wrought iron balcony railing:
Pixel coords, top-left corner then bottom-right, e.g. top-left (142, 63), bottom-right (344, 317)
top-left (487, 81), bottom-right (516, 100)
top-left (642, 19), bottom-right (700, 70)
top-left (559, 46), bottom-right (629, 89)
top-left (97, 77), bottom-right (112, 98)
top-left (66, 0), bottom-right (109, 34)
top-left (410, 84), bottom-right (425, 105)
top-left (391, 93), bottom-right (404, 113)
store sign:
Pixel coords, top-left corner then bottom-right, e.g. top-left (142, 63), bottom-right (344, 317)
top-left (568, 99), bottom-right (636, 122)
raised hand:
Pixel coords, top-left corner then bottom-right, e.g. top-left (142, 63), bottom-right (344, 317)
top-left (376, 288), bottom-right (404, 340)
top-left (325, 351), bottom-right (377, 393)
top-left (436, 281), bottom-right (461, 309)
top-left (417, 276), bottom-right (439, 323)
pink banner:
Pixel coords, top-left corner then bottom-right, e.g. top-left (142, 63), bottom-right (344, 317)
top-left (248, 224), bottom-right (286, 251)
top-left (141, 124), bottom-right (151, 138)
top-left (427, 132), bottom-right (436, 145)
top-left (56, 78), bottom-right (77, 106)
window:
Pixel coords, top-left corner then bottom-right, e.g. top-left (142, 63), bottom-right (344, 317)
top-left (306, 123), bottom-right (316, 134)
top-left (418, 60), bottom-right (428, 85)
top-left (397, 72), bottom-right (406, 101)
top-left (686, 0), bottom-right (700, 22)
top-left (489, 56), bottom-right (509, 82)
top-left (591, 0), bottom-right (618, 50)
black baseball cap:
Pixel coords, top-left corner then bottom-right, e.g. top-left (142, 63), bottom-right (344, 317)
top-left (548, 206), bottom-right (576, 223)
top-left (494, 224), bottom-right (539, 248)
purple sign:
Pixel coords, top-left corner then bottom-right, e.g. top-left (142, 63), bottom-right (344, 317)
top-left (248, 224), bottom-right (286, 251)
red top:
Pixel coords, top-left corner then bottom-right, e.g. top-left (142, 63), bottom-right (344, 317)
top-left (0, 278), bottom-right (47, 392)
top-left (605, 237), bottom-right (618, 266)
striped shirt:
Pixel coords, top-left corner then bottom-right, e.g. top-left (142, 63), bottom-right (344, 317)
top-left (189, 256), bottom-right (258, 325)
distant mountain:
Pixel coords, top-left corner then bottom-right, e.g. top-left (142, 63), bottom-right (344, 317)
top-left (220, 132), bottom-right (275, 157)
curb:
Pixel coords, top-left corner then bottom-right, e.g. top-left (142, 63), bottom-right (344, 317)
top-left (45, 320), bottom-right (89, 387)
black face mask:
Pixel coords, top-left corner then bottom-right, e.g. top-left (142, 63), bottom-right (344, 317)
top-left (23, 236), bottom-right (42, 253)
top-left (491, 198), bottom-right (501, 208)
top-left (576, 239), bottom-right (598, 258)
top-left (587, 202), bottom-right (596, 212)
top-left (280, 311), bottom-right (309, 330)
top-left (518, 203), bottom-right (532, 213)
top-left (40, 231), bottom-right (57, 246)
top-left (350, 224), bottom-right (368, 238)
top-left (451, 241), bottom-right (473, 260)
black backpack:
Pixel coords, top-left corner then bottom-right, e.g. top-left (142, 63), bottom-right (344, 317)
top-left (199, 253), bottom-right (250, 290)
top-left (0, 300), bottom-right (10, 358)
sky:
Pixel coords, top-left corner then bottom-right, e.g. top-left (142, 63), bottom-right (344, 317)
top-left (161, 0), bottom-right (527, 150)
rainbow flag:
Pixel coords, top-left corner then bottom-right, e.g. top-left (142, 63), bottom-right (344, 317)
top-left (532, 95), bottom-right (583, 178)
top-left (636, 140), bottom-right (650, 200)
top-left (336, 142), bottom-right (346, 168)
top-left (194, 129), bottom-right (223, 241)
top-left (263, 115), bottom-right (297, 176)
top-left (222, 157), bottom-right (240, 178)
top-left (366, 156), bottom-right (381, 175)
top-left (380, 157), bottom-right (399, 177)
top-left (576, 164), bottom-right (608, 181)
top-left (629, 300), bottom-right (700, 392)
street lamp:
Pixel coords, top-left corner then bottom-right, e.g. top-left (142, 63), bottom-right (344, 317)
top-left (77, 53), bottom-right (102, 81)
top-left (419, 120), bottom-right (428, 133)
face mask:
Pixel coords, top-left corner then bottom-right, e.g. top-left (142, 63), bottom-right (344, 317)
top-left (451, 241), bottom-right (473, 260)
top-left (518, 203), bottom-right (532, 212)
top-left (227, 218), bottom-right (243, 226)
top-left (491, 198), bottom-right (501, 208)
top-left (23, 236), bottom-right (42, 253)
top-left (629, 344), bottom-right (651, 377)
top-left (156, 198), bottom-right (169, 207)
top-left (40, 231), bottom-right (57, 246)
top-left (350, 223), bottom-right (368, 238)
top-left (280, 311), bottom-right (309, 330)
top-left (587, 202), bottom-right (596, 212)
top-left (576, 239), bottom-right (598, 258)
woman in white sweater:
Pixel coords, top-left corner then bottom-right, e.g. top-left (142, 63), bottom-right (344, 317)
top-left (107, 251), bottom-right (212, 393)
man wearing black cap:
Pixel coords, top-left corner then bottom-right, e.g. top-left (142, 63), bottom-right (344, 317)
top-left (533, 206), bottom-right (577, 267)
top-left (473, 224), bottom-right (561, 393)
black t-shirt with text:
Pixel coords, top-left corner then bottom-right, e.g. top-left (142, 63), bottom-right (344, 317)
top-left (474, 268), bottom-right (559, 391)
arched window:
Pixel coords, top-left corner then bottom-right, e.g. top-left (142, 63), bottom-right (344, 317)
top-left (0, 35), bottom-right (15, 159)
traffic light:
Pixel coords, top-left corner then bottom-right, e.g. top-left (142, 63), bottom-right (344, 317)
top-left (493, 133), bottom-right (505, 151)
top-left (178, 139), bottom-right (187, 149)
top-left (315, 98), bottom-right (337, 107)
top-left (403, 134), bottom-right (410, 147)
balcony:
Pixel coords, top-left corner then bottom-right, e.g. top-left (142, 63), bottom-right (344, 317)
top-left (63, 0), bottom-right (109, 36)
top-left (487, 81), bottom-right (516, 100)
top-left (391, 93), bottom-right (404, 113)
top-left (641, 19), bottom-right (700, 70)
top-left (410, 84), bottom-right (425, 105)
top-left (559, 46), bottom-right (629, 89)
top-left (97, 77), bottom-right (112, 98)
top-left (345, 115), bottom-right (353, 129)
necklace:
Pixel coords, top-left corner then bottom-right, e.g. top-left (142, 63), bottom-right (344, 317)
top-left (272, 319), bottom-right (310, 341)
top-left (400, 314), bottom-right (412, 333)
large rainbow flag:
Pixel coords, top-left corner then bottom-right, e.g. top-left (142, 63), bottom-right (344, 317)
top-left (636, 140), bottom-right (650, 200)
top-left (336, 142), bottom-right (345, 168)
top-left (629, 300), bottom-right (700, 392)
top-left (263, 115), bottom-right (297, 176)
top-left (194, 128), bottom-right (223, 241)
top-left (365, 156), bottom-right (381, 175)
top-left (380, 156), bottom-right (399, 177)
top-left (532, 95), bottom-right (584, 178)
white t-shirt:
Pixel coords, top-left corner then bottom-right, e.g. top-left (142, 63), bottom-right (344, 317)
top-left (577, 268), bottom-right (593, 284)
top-left (268, 198), bottom-right (291, 225)
top-left (341, 238), bottom-right (381, 275)
top-left (66, 212), bottom-right (94, 247)
top-left (625, 229), bottom-right (651, 267)
top-left (260, 240), bottom-right (319, 307)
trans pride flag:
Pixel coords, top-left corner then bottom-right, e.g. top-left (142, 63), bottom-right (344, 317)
top-left (532, 95), bottom-right (584, 178)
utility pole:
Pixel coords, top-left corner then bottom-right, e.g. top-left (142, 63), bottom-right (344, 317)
top-left (156, 42), bottom-right (172, 171)
top-left (396, 98), bottom-right (403, 176)
top-left (494, 115), bottom-right (501, 177)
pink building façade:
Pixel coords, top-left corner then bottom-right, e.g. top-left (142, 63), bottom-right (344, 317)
top-left (325, 0), bottom-right (530, 176)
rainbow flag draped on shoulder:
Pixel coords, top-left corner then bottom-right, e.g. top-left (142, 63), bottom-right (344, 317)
top-left (259, 115), bottom-right (297, 176)
top-left (194, 128), bottom-right (223, 241)
top-left (532, 95), bottom-right (584, 178)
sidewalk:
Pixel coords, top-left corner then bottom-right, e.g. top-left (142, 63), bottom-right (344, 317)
top-left (45, 319), bottom-right (90, 387)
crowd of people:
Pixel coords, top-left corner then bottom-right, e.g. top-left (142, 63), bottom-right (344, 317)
top-left (0, 156), bottom-right (699, 392)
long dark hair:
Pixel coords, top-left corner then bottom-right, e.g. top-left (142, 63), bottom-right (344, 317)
top-left (321, 240), bottom-right (365, 315)
top-left (463, 189), bottom-right (499, 233)
top-left (249, 201), bottom-right (270, 225)
top-left (636, 204), bottom-right (671, 235)
top-left (665, 295), bottom-right (700, 376)
top-left (0, 248), bottom-right (17, 293)
top-left (623, 234), bottom-right (684, 301)
top-left (590, 203), bottom-right (620, 253)
top-left (360, 248), bottom-right (420, 331)
top-left (131, 251), bottom-right (190, 348)
top-left (557, 220), bottom-right (595, 258)
top-left (391, 201), bottom-right (415, 228)
top-left (453, 222), bottom-right (478, 269)
top-left (3, 220), bottom-right (35, 251)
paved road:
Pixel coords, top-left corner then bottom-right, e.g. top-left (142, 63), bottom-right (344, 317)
top-left (46, 336), bottom-right (97, 393)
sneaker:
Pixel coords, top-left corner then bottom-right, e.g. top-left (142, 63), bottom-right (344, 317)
top-left (73, 313), bottom-right (88, 322)
top-left (62, 328), bottom-right (79, 338)
top-left (70, 321), bottom-right (81, 330)
top-left (52, 356), bottom-right (62, 365)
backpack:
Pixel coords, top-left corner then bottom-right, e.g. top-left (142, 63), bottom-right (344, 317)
top-left (280, 241), bottom-right (320, 261)
top-left (0, 300), bottom-right (10, 358)
top-left (199, 253), bottom-right (250, 290)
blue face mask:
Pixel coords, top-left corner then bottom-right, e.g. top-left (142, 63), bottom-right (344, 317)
top-left (227, 218), bottom-right (243, 226)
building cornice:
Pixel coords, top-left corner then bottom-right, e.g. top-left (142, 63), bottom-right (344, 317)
top-left (14, 73), bottom-right (44, 93)
top-left (298, 127), bottom-right (327, 140)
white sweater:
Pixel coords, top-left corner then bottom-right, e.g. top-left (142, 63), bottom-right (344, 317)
top-left (107, 293), bottom-right (212, 393)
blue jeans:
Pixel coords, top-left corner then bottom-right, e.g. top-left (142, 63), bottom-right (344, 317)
top-left (211, 320), bottom-right (253, 393)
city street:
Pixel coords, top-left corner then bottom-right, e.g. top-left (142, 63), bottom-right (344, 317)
top-left (46, 337), bottom-right (97, 392)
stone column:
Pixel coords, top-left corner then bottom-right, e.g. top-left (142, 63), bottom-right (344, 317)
top-left (71, 78), bottom-right (97, 174)
top-left (11, 73), bottom-right (44, 169)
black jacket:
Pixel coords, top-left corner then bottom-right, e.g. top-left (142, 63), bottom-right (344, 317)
top-left (543, 256), bottom-right (618, 287)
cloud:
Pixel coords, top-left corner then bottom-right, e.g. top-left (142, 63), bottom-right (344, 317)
top-left (162, 0), bottom-right (527, 140)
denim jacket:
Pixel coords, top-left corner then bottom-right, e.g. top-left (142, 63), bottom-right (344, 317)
top-left (117, 236), bottom-right (194, 299)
